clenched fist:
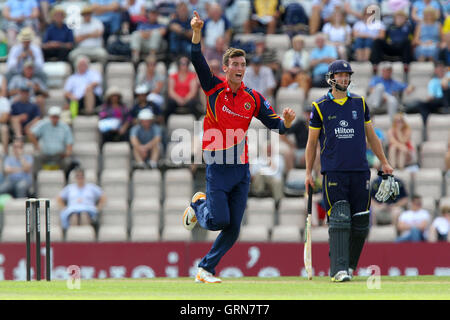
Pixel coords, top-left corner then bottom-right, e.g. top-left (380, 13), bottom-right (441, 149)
top-left (282, 108), bottom-right (296, 128)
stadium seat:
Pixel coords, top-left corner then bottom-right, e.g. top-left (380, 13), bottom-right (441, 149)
top-left (426, 114), bottom-right (450, 142)
top-left (167, 114), bottom-right (197, 139)
top-left (130, 198), bottom-right (161, 228)
top-left (1, 226), bottom-right (25, 242)
top-left (2, 197), bottom-right (28, 227)
top-left (105, 62), bottom-right (134, 84)
top-left (130, 225), bottom-right (160, 242)
top-left (368, 225), bottom-right (397, 242)
top-left (278, 198), bottom-right (306, 229)
top-left (265, 34), bottom-right (291, 61)
top-left (439, 196), bottom-right (450, 211)
top-left (165, 140), bottom-right (193, 166)
top-left (271, 225), bottom-right (301, 242)
top-left (408, 61), bottom-right (435, 83)
top-left (65, 225), bottom-right (96, 242)
top-left (46, 89), bottom-right (66, 113)
top-left (413, 169), bottom-right (444, 200)
top-left (100, 169), bottom-right (129, 199)
top-left (90, 62), bottom-right (104, 77)
top-left (43, 61), bottom-right (71, 89)
top-left (245, 197), bottom-right (276, 227)
top-left (98, 225), bottom-right (128, 242)
top-left (303, 35), bottom-right (316, 51)
top-left (420, 141), bottom-right (447, 170)
top-left (275, 87), bottom-right (305, 114)
top-left (37, 170), bottom-right (65, 199)
top-left (310, 226), bottom-right (328, 242)
top-left (238, 225), bottom-right (270, 242)
top-left (421, 196), bottom-right (437, 217)
top-left (162, 197), bottom-right (190, 226)
top-left (394, 169), bottom-right (412, 195)
top-left (161, 225), bottom-right (192, 241)
top-left (371, 114), bottom-right (391, 137)
top-left (351, 61), bottom-right (373, 76)
top-left (72, 116), bottom-right (99, 144)
top-left (164, 169), bottom-right (193, 199)
top-left (390, 62), bottom-right (405, 83)
top-left (404, 114), bottom-right (424, 145)
top-left (73, 142), bottom-right (99, 173)
top-left (102, 142), bottom-right (131, 171)
top-left (131, 169), bottom-right (162, 200)
top-left (306, 88), bottom-right (326, 105)
top-left (446, 174), bottom-right (450, 197)
top-left (99, 198), bottom-right (128, 226)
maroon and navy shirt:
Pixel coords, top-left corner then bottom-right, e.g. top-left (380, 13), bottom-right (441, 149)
top-left (191, 43), bottom-right (287, 164)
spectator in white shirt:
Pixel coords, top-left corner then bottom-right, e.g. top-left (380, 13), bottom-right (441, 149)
top-left (6, 27), bottom-right (45, 82)
top-left (57, 167), bottom-right (106, 237)
top-left (64, 55), bottom-right (103, 115)
top-left (243, 55), bottom-right (276, 101)
top-left (322, 8), bottom-right (352, 60)
top-left (396, 195), bottom-right (431, 242)
top-left (68, 5), bottom-right (108, 65)
top-left (352, 6), bottom-right (385, 61)
top-left (202, 3), bottom-right (231, 50)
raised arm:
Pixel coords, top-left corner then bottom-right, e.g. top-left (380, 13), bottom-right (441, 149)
top-left (190, 11), bottom-right (221, 92)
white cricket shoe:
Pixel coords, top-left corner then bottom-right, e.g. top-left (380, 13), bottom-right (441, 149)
top-left (195, 267), bottom-right (222, 283)
top-left (348, 268), bottom-right (354, 280)
top-left (331, 270), bottom-right (351, 282)
top-left (182, 206), bottom-right (197, 231)
top-left (182, 192), bottom-right (206, 231)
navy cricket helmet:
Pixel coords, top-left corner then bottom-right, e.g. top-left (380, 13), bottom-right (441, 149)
top-left (326, 60), bottom-right (353, 91)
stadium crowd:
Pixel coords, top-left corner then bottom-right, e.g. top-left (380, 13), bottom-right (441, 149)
top-left (0, 0), bottom-right (448, 243)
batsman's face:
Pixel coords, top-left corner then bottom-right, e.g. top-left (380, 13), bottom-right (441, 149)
top-left (224, 56), bottom-right (246, 86)
top-left (334, 72), bottom-right (350, 87)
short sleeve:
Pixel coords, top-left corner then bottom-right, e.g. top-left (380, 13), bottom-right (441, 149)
top-left (363, 97), bottom-right (371, 123)
top-left (309, 103), bottom-right (323, 129)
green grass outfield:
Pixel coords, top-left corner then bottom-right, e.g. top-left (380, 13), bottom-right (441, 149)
top-left (0, 276), bottom-right (449, 300)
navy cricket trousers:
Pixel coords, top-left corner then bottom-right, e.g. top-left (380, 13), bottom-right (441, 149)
top-left (191, 163), bottom-right (250, 275)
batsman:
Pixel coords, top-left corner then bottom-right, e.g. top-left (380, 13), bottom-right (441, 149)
top-left (304, 60), bottom-right (399, 282)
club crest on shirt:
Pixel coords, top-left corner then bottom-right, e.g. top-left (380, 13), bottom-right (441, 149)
top-left (352, 110), bottom-right (358, 120)
top-left (244, 102), bottom-right (251, 110)
top-left (264, 100), bottom-right (271, 110)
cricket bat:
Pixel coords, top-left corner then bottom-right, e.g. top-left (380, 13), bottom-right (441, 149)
top-left (304, 186), bottom-right (313, 280)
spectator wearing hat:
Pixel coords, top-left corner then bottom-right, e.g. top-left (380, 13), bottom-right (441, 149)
top-left (367, 61), bottom-right (414, 119)
top-left (165, 56), bottom-right (200, 122)
top-left (69, 5), bottom-right (108, 65)
top-left (98, 86), bottom-right (131, 146)
top-left (10, 84), bottom-right (40, 139)
top-left (64, 55), bottom-right (103, 116)
top-left (243, 55), bottom-right (276, 101)
top-left (29, 105), bottom-right (78, 180)
top-left (135, 54), bottom-right (166, 96)
top-left (130, 109), bottom-right (162, 169)
top-left (41, 6), bottom-right (74, 62)
top-left (8, 60), bottom-right (49, 115)
top-left (2, 0), bottom-right (40, 45)
top-left (370, 10), bottom-right (413, 74)
top-left (0, 137), bottom-right (33, 198)
top-left (130, 6), bottom-right (167, 64)
top-left (6, 27), bottom-right (45, 82)
top-left (130, 85), bottom-right (163, 125)
top-left (90, 0), bottom-right (122, 45)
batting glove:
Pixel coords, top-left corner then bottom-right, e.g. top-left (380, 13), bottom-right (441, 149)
top-left (375, 171), bottom-right (400, 202)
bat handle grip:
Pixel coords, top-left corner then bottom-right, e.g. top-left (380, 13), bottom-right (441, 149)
top-left (307, 185), bottom-right (312, 215)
